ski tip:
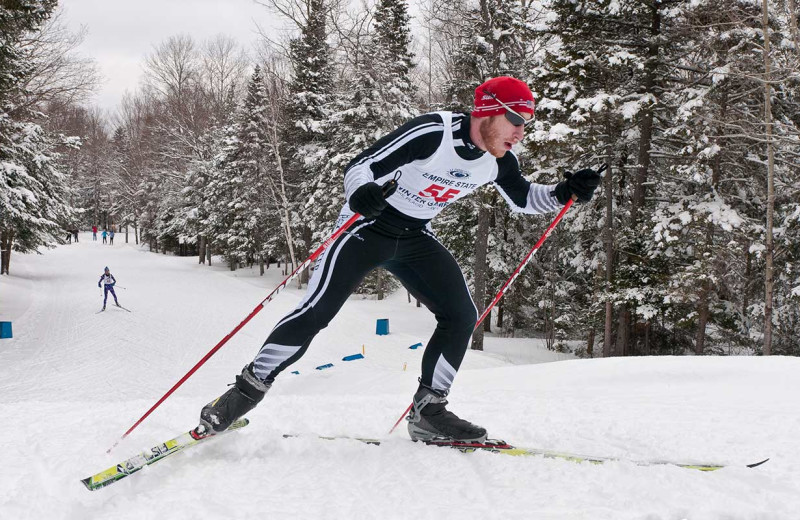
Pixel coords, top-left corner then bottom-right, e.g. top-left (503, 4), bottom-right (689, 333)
top-left (747, 458), bottom-right (770, 469)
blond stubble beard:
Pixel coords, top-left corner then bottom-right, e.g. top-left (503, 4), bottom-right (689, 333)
top-left (477, 117), bottom-right (507, 158)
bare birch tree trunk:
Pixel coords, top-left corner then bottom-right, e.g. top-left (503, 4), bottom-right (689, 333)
top-left (265, 96), bottom-right (300, 288)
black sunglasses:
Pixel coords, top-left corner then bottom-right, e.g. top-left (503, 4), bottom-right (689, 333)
top-left (482, 89), bottom-right (535, 127)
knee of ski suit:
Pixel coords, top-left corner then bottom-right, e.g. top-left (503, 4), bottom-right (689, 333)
top-left (436, 297), bottom-right (478, 339)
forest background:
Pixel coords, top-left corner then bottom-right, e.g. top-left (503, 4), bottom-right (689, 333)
top-left (1, 0), bottom-right (798, 358)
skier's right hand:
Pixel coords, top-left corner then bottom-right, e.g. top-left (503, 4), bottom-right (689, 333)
top-left (98, 283), bottom-right (101, 288)
top-left (349, 182), bottom-right (389, 218)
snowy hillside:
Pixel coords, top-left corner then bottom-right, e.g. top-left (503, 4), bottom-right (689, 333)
top-left (0, 235), bottom-right (798, 520)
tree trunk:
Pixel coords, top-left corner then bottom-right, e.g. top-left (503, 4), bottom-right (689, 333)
top-left (603, 162), bottom-right (614, 357)
top-left (616, 309), bottom-right (631, 357)
top-left (497, 301), bottom-right (504, 329)
top-left (471, 201), bottom-right (490, 351)
top-left (199, 235), bottom-right (206, 264)
top-left (696, 90), bottom-right (728, 355)
top-left (743, 240), bottom-right (751, 324)
top-left (695, 283), bottom-right (710, 355)
top-left (618, 5), bottom-right (660, 354)
top-left (762, 0), bottom-right (775, 355)
top-left (630, 6), bottom-right (659, 223)
top-left (0, 230), bottom-right (14, 275)
top-left (377, 269), bottom-right (385, 300)
top-left (298, 226), bottom-right (311, 287)
top-left (695, 223), bottom-right (714, 355)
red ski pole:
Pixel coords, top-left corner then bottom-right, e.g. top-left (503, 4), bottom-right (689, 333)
top-left (389, 196), bottom-right (577, 434)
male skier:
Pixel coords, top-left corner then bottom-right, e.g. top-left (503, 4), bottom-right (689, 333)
top-left (198, 76), bottom-right (601, 441)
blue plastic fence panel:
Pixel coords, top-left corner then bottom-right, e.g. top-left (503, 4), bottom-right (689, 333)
top-left (342, 353), bottom-right (364, 361)
top-left (408, 342), bottom-right (423, 350)
top-left (0, 322), bottom-right (11, 339)
top-left (376, 318), bottom-right (389, 335)
top-left (315, 363), bottom-right (334, 371)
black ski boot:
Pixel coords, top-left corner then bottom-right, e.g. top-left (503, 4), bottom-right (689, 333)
top-left (406, 384), bottom-right (487, 442)
top-left (199, 364), bottom-right (270, 434)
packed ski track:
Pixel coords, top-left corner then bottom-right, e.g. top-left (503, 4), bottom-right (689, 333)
top-left (0, 234), bottom-right (798, 520)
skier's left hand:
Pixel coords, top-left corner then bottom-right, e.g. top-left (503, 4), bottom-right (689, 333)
top-left (553, 167), bottom-right (603, 204)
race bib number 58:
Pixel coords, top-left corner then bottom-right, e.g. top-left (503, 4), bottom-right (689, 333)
top-left (419, 184), bottom-right (460, 203)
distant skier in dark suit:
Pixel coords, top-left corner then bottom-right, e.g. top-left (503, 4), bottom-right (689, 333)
top-left (98, 266), bottom-right (120, 310)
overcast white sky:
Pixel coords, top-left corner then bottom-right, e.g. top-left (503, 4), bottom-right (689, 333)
top-left (59, 0), bottom-right (278, 112)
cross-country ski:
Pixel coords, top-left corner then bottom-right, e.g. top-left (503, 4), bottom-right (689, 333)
top-left (82, 419), bottom-right (249, 491)
top-left (284, 433), bottom-right (769, 471)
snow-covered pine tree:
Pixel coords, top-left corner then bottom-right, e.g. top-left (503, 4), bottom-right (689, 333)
top-left (540, 0), bottom-right (706, 356)
top-left (538, 0), bottom-right (800, 356)
top-left (0, 0), bottom-right (74, 275)
top-left (281, 0), bottom-right (337, 281)
top-left (323, 0), bottom-right (418, 297)
top-left (644, 0), bottom-right (771, 355)
top-left (648, 0), bottom-right (800, 355)
top-left (212, 66), bottom-right (275, 270)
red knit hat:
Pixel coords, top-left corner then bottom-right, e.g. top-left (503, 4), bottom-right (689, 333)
top-left (472, 76), bottom-right (535, 118)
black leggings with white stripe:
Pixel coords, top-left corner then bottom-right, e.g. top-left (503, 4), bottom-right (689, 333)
top-left (251, 218), bottom-right (478, 393)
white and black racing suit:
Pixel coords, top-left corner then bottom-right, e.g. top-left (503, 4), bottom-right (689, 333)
top-left (251, 112), bottom-right (563, 392)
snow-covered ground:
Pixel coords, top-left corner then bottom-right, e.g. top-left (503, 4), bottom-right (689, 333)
top-left (0, 233), bottom-right (798, 520)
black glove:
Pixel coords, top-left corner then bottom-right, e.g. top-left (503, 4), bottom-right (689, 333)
top-left (552, 168), bottom-right (603, 204)
top-left (349, 182), bottom-right (389, 218)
